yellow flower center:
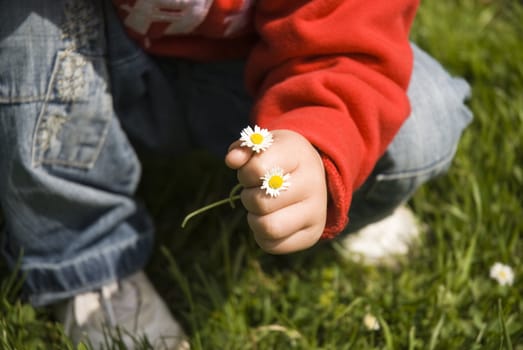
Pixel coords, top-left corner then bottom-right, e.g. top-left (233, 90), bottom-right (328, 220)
top-left (250, 133), bottom-right (264, 145)
top-left (268, 175), bottom-right (284, 189)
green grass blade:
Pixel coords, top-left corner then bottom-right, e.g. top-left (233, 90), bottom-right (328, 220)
top-left (428, 315), bottom-right (445, 350)
top-left (497, 299), bottom-right (513, 350)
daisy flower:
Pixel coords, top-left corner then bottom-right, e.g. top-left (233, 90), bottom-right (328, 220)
top-left (260, 167), bottom-right (291, 198)
top-left (240, 125), bottom-right (273, 153)
top-left (363, 313), bottom-right (380, 331)
top-left (489, 262), bottom-right (515, 286)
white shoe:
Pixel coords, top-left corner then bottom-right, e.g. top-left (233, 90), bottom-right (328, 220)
top-left (54, 271), bottom-right (190, 350)
top-left (340, 205), bottom-right (422, 266)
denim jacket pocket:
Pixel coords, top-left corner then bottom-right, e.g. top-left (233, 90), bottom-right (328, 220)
top-left (32, 49), bottom-right (112, 170)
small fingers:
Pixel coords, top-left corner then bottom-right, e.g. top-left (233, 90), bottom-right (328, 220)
top-left (237, 159), bottom-right (297, 190)
top-left (249, 214), bottom-right (325, 255)
top-left (247, 199), bottom-right (326, 247)
top-left (239, 161), bottom-right (326, 216)
top-left (240, 166), bottom-right (313, 215)
top-left (240, 186), bottom-right (293, 215)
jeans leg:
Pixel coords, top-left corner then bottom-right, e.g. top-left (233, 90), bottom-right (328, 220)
top-left (104, 3), bottom-right (193, 157)
top-left (344, 43), bottom-right (473, 233)
top-left (165, 59), bottom-right (254, 157)
top-left (0, 0), bottom-right (153, 306)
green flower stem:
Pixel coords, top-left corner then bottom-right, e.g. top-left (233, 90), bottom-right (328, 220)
top-left (181, 183), bottom-right (243, 228)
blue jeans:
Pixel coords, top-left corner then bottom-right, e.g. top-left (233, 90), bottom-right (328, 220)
top-left (0, 0), bottom-right (472, 306)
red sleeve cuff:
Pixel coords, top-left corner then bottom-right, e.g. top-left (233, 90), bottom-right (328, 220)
top-left (320, 154), bottom-right (351, 239)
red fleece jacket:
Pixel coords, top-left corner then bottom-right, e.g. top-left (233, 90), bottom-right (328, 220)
top-left (113, 0), bottom-right (419, 238)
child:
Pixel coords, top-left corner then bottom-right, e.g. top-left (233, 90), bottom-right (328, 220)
top-left (0, 0), bottom-right (472, 348)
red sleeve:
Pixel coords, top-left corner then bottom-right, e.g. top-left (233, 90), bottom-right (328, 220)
top-left (245, 0), bottom-right (419, 239)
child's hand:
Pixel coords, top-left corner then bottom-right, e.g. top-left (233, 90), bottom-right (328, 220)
top-left (225, 129), bottom-right (327, 254)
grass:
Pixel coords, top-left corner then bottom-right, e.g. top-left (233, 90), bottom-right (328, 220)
top-left (1, 0), bottom-right (522, 348)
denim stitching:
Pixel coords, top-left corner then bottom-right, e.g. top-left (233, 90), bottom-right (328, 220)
top-left (0, 96), bottom-right (48, 104)
top-left (32, 0), bottom-right (109, 169)
top-left (32, 51), bottom-right (112, 168)
top-left (35, 114), bottom-right (68, 156)
top-left (31, 49), bottom-right (65, 168)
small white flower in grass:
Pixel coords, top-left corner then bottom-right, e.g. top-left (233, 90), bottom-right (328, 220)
top-left (240, 125), bottom-right (273, 153)
top-left (363, 313), bottom-right (380, 331)
top-left (260, 167), bottom-right (291, 197)
top-left (490, 262), bottom-right (515, 286)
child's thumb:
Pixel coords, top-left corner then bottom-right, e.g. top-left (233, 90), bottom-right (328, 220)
top-left (225, 141), bottom-right (253, 169)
